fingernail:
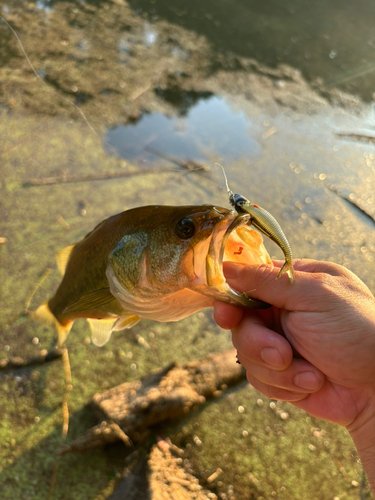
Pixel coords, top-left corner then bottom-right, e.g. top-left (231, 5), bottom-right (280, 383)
top-left (294, 372), bottom-right (319, 390)
top-left (223, 262), bottom-right (244, 279)
top-left (260, 347), bottom-right (284, 367)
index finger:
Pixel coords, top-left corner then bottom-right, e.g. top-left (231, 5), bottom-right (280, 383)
top-left (223, 259), bottom-right (350, 311)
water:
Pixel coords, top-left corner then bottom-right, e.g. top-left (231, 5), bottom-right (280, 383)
top-left (1, 1), bottom-right (375, 499)
top-left (105, 95), bottom-right (261, 164)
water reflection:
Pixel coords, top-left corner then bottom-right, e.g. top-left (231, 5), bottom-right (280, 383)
top-left (1, 2), bottom-right (375, 499)
top-left (105, 95), bottom-right (261, 164)
top-left (126, 0), bottom-right (375, 102)
top-left (6, 0), bottom-right (375, 101)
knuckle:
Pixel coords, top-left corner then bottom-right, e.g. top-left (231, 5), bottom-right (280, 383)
top-left (252, 263), bottom-right (276, 288)
top-left (231, 332), bottom-right (241, 351)
top-left (247, 371), bottom-right (307, 402)
top-left (307, 272), bottom-right (341, 301)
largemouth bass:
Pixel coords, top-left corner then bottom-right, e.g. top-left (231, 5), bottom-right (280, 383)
top-left (35, 205), bottom-right (272, 347)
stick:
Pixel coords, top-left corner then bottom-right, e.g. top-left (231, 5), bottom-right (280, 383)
top-left (23, 166), bottom-right (183, 187)
top-left (335, 132), bottom-right (375, 144)
top-left (24, 268), bottom-right (52, 310)
top-left (60, 349), bottom-right (245, 453)
top-left (145, 146), bottom-right (210, 172)
top-left (61, 346), bottom-right (72, 439)
top-left (0, 347), bottom-right (63, 371)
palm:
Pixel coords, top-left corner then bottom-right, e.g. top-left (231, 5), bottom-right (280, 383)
top-left (293, 380), bottom-right (362, 426)
top-left (259, 306), bottom-right (373, 427)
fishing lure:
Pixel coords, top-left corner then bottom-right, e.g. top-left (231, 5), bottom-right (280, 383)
top-left (219, 165), bottom-right (295, 284)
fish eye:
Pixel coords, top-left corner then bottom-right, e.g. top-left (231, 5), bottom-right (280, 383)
top-left (175, 218), bottom-right (196, 240)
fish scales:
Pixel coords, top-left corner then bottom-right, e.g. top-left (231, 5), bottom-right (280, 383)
top-left (35, 204), bottom-right (272, 347)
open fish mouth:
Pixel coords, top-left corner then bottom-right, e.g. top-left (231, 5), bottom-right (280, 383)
top-left (205, 212), bottom-right (272, 309)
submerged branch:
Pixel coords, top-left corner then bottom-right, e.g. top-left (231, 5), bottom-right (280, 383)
top-left (325, 183), bottom-right (375, 224)
top-left (0, 347), bottom-right (63, 371)
top-left (110, 441), bottom-right (215, 500)
top-left (145, 146), bottom-right (210, 172)
top-left (23, 166), bottom-right (178, 187)
top-left (23, 155), bottom-right (209, 187)
top-left (335, 132), bottom-right (375, 144)
top-left (60, 349), bottom-right (244, 454)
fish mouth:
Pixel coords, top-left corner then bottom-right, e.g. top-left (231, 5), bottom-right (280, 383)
top-left (204, 212), bottom-right (271, 309)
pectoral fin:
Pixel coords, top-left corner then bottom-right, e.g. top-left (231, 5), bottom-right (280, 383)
top-left (63, 288), bottom-right (115, 314)
top-left (87, 318), bottom-right (117, 347)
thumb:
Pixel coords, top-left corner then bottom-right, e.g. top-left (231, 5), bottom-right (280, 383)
top-left (223, 259), bottom-right (347, 311)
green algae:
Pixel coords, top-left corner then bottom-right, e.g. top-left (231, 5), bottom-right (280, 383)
top-left (0, 113), bottom-right (234, 499)
top-left (1, 2), bottom-right (375, 499)
top-left (172, 387), bottom-right (371, 500)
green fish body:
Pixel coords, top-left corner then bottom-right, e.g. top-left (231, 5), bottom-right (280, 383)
top-left (35, 205), bottom-right (272, 347)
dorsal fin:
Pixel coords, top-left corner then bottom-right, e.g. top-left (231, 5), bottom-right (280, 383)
top-left (63, 288), bottom-right (115, 314)
top-left (87, 318), bottom-right (117, 347)
top-left (56, 244), bottom-right (76, 275)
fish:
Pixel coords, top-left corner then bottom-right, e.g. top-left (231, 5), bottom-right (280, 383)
top-left (217, 164), bottom-right (294, 284)
top-left (35, 204), bottom-right (273, 348)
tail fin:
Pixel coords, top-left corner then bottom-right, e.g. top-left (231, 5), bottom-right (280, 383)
top-left (276, 261), bottom-right (295, 284)
top-left (34, 301), bottom-right (73, 347)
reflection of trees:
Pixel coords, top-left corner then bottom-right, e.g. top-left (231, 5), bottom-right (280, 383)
top-left (128, 0), bottom-right (375, 101)
top-left (154, 86), bottom-right (213, 116)
top-left (1, 0), bottom-right (373, 134)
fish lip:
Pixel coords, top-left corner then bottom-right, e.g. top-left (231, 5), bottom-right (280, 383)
top-left (207, 211), bottom-right (250, 282)
top-left (219, 213), bottom-right (251, 262)
top-left (206, 211), bottom-right (271, 309)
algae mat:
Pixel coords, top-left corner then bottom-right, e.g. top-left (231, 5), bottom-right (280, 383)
top-left (1, 1), bottom-right (375, 499)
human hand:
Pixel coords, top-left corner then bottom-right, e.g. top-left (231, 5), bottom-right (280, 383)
top-left (214, 259), bottom-right (375, 433)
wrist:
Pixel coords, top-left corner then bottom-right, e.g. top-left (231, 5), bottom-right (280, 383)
top-left (347, 396), bottom-right (375, 494)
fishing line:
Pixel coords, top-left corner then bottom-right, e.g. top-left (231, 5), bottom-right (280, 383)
top-left (1, 16), bottom-right (219, 179)
top-left (1, 16), bottom-right (222, 175)
top-left (0, 15), bottom-right (100, 140)
top-left (214, 162), bottom-right (235, 198)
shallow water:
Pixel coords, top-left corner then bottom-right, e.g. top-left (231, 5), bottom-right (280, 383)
top-left (105, 95), bottom-right (262, 163)
top-left (1, 1), bottom-right (375, 499)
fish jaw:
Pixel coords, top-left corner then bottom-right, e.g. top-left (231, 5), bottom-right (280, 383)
top-left (106, 208), bottom-right (272, 323)
top-left (105, 206), bottom-right (232, 322)
top-left (192, 214), bottom-right (272, 309)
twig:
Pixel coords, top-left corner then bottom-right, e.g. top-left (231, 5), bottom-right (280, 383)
top-left (23, 166), bottom-right (182, 187)
top-left (335, 132), bottom-right (375, 144)
top-left (324, 183), bottom-right (375, 224)
top-left (60, 349), bottom-right (245, 453)
top-left (1, 268), bottom-right (52, 331)
top-left (47, 459), bottom-right (60, 500)
top-left (1, 135), bottom-right (36, 156)
top-left (130, 84), bottom-right (151, 102)
top-left (24, 268), bottom-right (52, 310)
top-left (61, 346), bottom-right (72, 439)
top-left (0, 347), bottom-right (63, 371)
top-left (145, 146), bottom-right (210, 172)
